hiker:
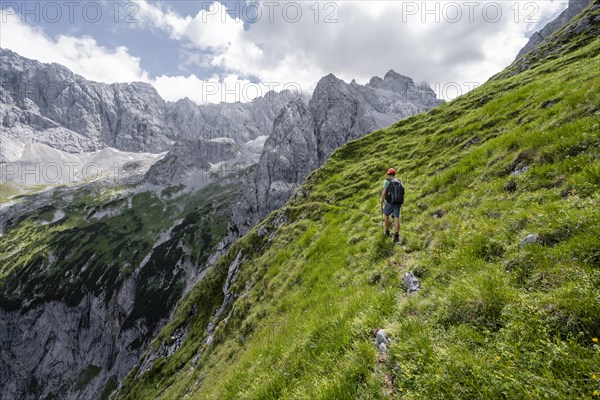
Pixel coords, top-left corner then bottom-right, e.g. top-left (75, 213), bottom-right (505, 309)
top-left (380, 168), bottom-right (404, 243)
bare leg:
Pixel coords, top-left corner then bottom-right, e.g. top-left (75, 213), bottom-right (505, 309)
top-left (394, 217), bottom-right (400, 234)
top-left (384, 215), bottom-right (390, 231)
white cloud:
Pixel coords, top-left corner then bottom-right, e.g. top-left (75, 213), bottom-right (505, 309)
top-left (1, 1), bottom-right (570, 102)
top-left (0, 10), bottom-right (150, 84)
top-left (0, 5), bottom-right (268, 104)
top-left (136, 1), bottom-right (247, 51)
top-left (153, 73), bottom-right (290, 104)
top-left (132, 0), bottom-right (570, 100)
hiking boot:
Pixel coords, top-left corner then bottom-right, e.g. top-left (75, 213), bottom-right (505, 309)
top-left (393, 233), bottom-right (399, 243)
top-left (385, 229), bottom-right (390, 237)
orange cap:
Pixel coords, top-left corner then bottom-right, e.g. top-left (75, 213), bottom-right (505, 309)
top-left (387, 168), bottom-right (396, 175)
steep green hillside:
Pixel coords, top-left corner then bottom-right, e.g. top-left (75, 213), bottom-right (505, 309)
top-left (117, 5), bottom-right (600, 399)
top-left (0, 180), bottom-right (237, 336)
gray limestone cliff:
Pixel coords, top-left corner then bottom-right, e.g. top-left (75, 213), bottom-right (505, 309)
top-left (516, 0), bottom-right (593, 60)
top-left (236, 99), bottom-right (319, 231)
top-left (230, 70), bottom-right (442, 236)
top-left (1, 286), bottom-right (143, 400)
top-left (0, 48), bottom-right (290, 166)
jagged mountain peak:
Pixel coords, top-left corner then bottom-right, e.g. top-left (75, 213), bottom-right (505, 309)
top-left (1, 47), bottom-right (71, 80)
top-left (230, 67), bottom-right (443, 239)
top-left (171, 96), bottom-right (199, 109)
top-left (254, 89), bottom-right (280, 102)
top-left (277, 96), bottom-right (308, 117)
top-left (312, 73), bottom-right (349, 94)
top-left (111, 81), bottom-right (162, 96)
top-left (383, 69), bottom-right (413, 82)
top-left (368, 75), bottom-right (384, 86)
top-left (368, 69), bottom-right (418, 95)
top-left (311, 75), bottom-right (353, 100)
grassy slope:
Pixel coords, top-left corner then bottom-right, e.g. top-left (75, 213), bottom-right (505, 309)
top-left (118, 7), bottom-right (600, 399)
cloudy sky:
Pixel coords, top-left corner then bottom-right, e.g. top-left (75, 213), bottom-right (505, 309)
top-left (1, 0), bottom-right (568, 103)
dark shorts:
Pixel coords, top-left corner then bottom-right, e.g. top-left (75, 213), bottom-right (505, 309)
top-left (384, 203), bottom-right (401, 218)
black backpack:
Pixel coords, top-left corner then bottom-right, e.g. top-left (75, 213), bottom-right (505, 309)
top-left (386, 179), bottom-right (405, 205)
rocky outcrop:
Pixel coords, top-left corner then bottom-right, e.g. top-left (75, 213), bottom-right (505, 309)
top-left (375, 329), bottom-right (390, 353)
top-left (230, 70), bottom-right (442, 237)
top-left (144, 138), bottom-right (238, 186)
top-left (235, 99), bottom-right (318, 231)
top-left (403, 273), bottom-right (421, 294)
top-left (165, 91), bottom-right (293, 143)
top-left (519, 233), bottom-right (541, 247)
top-left (0, 284), bottom-right (144, 400)
top-left (0, 49), bottom-right (173, 158)
top-left (515, 0), bottom-right (593, 60)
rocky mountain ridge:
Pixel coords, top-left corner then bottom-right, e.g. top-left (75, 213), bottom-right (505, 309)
top-left (230, 69), bottom-right (442, 236)
top-left (0, 48), bottom-right (291, 164)
top-left (515, 0), bottom-right (594, 59)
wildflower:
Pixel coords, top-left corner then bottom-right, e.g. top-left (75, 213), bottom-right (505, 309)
top-left (593, 338), bottom-right (599, 343)
top-left (593, 390), bottom-right (599, 397)
top-left (592, 373), bottom-right (597, 380)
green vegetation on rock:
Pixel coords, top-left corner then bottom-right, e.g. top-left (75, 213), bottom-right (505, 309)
top-left (76, 365), bottom-right (102, 390)
top-left (0, 180), bottom-right (238, 338)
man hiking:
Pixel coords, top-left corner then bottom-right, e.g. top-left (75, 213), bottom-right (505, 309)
top-left (380, 168), bottom-right (405, 243)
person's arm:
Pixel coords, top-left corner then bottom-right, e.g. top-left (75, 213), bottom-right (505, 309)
top-left (380, 180), bottom-right (388, 203)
